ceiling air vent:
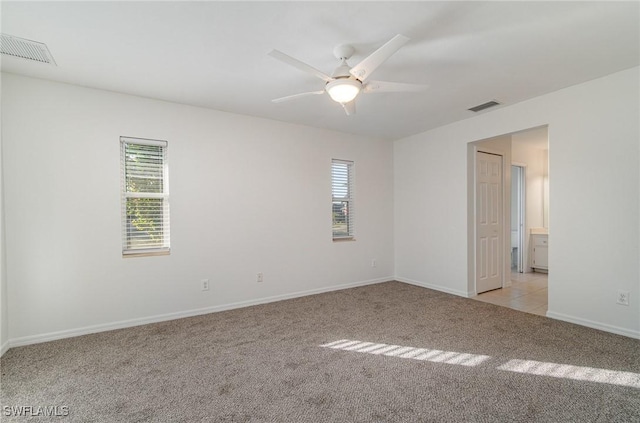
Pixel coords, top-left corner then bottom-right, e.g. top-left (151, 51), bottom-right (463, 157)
top-left (468, 100), bottom-right (500, 113)
top-left (1, 34), bottom-right (56, 65)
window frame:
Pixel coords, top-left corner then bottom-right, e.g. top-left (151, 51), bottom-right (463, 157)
top-left (120, 136), bottom-right (170, 257)
top-left (331, 158), bottom-right (355, 241)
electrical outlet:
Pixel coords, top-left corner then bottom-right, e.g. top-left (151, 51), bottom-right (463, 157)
top-left (201, 279), bottom-right (210, 291)
top-left (371, 259), bottom-right (377, 268)
top-left (257, 272), bottom-right (263, 283)
top-left (617, 290), bottom-right (629, 306)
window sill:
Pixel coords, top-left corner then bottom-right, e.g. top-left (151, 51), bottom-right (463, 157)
top-left (333, 237), bottom-right (355, 242)
top-left (122, 249), bottom-right (170, 258)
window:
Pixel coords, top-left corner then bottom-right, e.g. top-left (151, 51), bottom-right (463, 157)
top-left (121, 137), bottom-right (170, 256)
top-left (331, 159), bottom-right (354, 240)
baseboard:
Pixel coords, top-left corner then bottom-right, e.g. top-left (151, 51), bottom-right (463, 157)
top-left (0, 339), bottom-right (9, 357)
top-left (546, 311), bottom-right (640, 340)
top-left (6, 277), bottom-right (393, 351)
top-left (395, 279), bottom-right (640, 340)
top-left (395, 276), bottom-right (471, 298)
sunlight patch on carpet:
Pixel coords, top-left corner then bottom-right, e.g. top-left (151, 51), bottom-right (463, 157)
top-left (320, 339), bottom-right (491, 367)
top-left (498, 359), bottom-right (640, 388)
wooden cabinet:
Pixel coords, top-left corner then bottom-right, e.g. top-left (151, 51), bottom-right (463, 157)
top-left (531, 234), bottom-right (548, 271)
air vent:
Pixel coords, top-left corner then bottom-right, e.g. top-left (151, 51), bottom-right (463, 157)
top-left (1, 34), bottom-right (56, 65)
top-left (468, 100), bottom-right (500, 113)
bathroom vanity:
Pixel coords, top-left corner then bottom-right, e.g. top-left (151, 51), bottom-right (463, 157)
top-left (531, 228), bottom-right (548, 272)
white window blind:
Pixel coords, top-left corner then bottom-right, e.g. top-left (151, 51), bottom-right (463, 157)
top-left (332, 159), bottom-right (354, 239)
top-left (121, 137), bottom-right (170, 256)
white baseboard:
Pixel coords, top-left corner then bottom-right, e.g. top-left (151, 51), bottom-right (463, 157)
top-left (546, 311), bottom-right (640, 340)
top-left (5, 277), bottom-right (393, 352)
top-left (0, 340), bottom-right (9, 357)
top-left (8, 277), bottom-right (636, 354)
top-left (397, 278), bottom-right (640, 340)
top-left (395, 276), bottom-right (471, 298)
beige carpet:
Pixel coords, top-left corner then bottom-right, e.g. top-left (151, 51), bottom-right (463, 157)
top-left (2, 281), bottom-right (639, 422)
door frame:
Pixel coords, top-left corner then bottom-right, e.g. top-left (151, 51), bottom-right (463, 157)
top-left (511, 163), bottom-right (527, 273)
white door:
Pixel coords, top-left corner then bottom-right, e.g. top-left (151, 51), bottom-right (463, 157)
top-left (476, 151), bottom-right (503, 293)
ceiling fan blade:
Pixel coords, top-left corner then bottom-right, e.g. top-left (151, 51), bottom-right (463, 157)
top-left (268, 49), bottom-right (332, 82)
top-left (363, 80), bottom-right (429, 93)
top-left (349, 34), bottom-right (410, 82)
top-left (272, 90), bottom-right (325, 103)
top-left (341, 101), bottom-right (356, 116)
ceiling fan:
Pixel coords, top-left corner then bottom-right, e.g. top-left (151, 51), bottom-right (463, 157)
top-left (268, 34), bottom-right (428, 116)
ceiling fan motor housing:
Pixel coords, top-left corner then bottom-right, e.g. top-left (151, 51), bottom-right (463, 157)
top-left (331, 61), bottom-right (353, 78)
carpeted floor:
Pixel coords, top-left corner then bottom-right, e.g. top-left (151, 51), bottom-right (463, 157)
top-left (1, 281), bottom-right (639, 422)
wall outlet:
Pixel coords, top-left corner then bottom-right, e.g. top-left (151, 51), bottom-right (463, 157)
top-left (201, 279), bottom-right (210, 291)
top-left (616, 290), bottom-right (629, 306)
top-left (257, 272), bottom-right (263, 283)
top-left (371, 259), bottom-right (377, 268)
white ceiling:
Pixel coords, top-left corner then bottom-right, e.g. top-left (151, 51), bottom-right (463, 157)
top-left (2, 1), bottom-right (638, 141)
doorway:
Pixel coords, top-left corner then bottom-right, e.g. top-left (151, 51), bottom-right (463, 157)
top-left (467, 126), bottom-right (549, 311)
top-left (511, 165), bottom-right (525, 273)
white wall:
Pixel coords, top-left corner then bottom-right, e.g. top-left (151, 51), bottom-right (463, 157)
top-left (2, 73), bottom-right (394, 345)
top-left (3, 67), bottom-right (638, 347)
top-left (395, 67), bottom-right (640, 338)
top-left (512, 127), bottom-right (548, 271)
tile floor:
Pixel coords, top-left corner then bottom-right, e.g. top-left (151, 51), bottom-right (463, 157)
top-left (473, 271), bottom-right (548, 316)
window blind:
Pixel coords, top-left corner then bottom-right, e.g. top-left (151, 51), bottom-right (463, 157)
top-left (331, 159), bottom-right (354, 239)
top-left (121, 137), bottom-right (170, 255)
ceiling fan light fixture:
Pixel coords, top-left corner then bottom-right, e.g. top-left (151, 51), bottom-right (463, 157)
top-left (326, 79), bottom-right (361, 104)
